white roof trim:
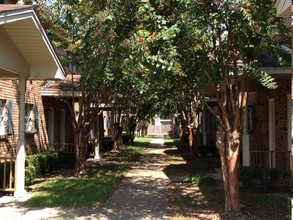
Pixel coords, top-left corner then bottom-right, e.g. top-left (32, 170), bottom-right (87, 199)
top-left (0, 6), bottom-right (66, 80)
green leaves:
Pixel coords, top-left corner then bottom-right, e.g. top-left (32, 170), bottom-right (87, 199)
top-left (41, 0), bottom-right (288, 122)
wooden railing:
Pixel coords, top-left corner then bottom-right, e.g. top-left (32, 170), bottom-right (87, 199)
top-left (49, 143), bottom-right (75, 152)
top-left (0, 157), bottom-right (15, 192)
top-left (250, 150), bottom-right (291, 177)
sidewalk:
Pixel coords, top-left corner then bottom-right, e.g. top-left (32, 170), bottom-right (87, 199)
top-left (0, 135), bottom-right (170, 220)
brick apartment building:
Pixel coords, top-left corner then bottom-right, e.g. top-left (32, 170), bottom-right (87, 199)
top-left (0, 4), bottom-right (66, 196)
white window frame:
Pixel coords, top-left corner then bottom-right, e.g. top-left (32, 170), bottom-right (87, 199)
top-left (25, 104), bottom-right (35, 133)
top-left (0, 100), bottom-right (7, 135)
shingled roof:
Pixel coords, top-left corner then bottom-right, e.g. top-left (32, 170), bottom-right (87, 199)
top-left (0, 4), bottom-right (32, 12)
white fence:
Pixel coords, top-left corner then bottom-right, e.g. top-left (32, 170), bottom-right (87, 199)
top-left (147, 125), bottom-right (171, 135)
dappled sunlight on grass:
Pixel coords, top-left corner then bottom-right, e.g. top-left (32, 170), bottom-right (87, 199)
top-left (24, 166), bottom-right (128, 207)
top-left (164, 138), bottom-right (180, 147)
top-left (24, 138), bottom-right (153, 208)
top-left (132, 137), bottom-right (153, 148)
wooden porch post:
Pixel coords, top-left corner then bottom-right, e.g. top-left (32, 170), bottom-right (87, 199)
top-left (14, 75), bottom-right (27, 197)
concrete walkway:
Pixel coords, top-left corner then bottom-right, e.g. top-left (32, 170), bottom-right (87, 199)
top-left (0, 135), bottom-right (169, 220)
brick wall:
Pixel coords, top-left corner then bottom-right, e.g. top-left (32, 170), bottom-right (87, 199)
top-left (0, 79), bottom-right (49, 157)
top-left (249, 74), bottom-right (291, 172)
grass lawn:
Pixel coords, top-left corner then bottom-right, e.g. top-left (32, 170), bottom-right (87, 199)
top-left (24, 137), bottom-right (152, 207)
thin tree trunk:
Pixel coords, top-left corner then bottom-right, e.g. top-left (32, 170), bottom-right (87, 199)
top-left (191, 127), bottom-right (199, 158)
top-left (216, 125), bottom-right (241, 211)
top-left (74, 128), bottom-right (87, 175)
top-left (188, 127), bottom-right (194, 158)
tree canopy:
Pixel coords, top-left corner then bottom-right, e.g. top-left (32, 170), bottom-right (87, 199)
top-left (40, 0), bottom-right (290, 211)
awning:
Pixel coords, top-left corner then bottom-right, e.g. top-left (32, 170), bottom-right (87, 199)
top-left (0, 5), bottom-right (66, 80)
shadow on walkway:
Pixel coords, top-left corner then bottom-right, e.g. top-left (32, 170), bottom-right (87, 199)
top-left (0, 135), bottom-right (169, 220)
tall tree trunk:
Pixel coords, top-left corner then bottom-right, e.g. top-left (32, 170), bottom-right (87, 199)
top-left (74, 128), bottom-right (87, 175)
top-left (188, 127), bottom-right (199, 159)
top-left (216, 125), bottom-right (241, 211)
top-left (188, 127), bottom-right (193, 157)
top-left (191, 127), bottom-right (199, 158)
top-left (112, 123), bottom-right (122, 151)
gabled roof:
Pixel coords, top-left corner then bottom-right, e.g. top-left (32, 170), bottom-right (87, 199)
top-left (275, 0), bottom-right (292, 17)
top-left (0, 4), bottom-right (66, 80)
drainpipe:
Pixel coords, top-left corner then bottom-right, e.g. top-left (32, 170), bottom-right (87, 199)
top-left (14, 75), bottom-right (27, 197)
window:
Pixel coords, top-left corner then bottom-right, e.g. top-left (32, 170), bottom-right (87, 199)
top-left (25, 104), bottom-right (38, 133)
top-left (247, 104), bottom-right (256, 131)
top-left (0, 100), bottom-right (13, 135)
top-left (0, 100), bottom-right (7, 135)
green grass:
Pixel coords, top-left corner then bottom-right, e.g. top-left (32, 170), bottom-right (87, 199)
top-left (24, 163), bottom-right (129, 207)
top-left (164, 137), bottom-right (180, 147)
top-left (24, 137), bottom-right (152, 208)
top-left (107, 146), bottom-right (144, 162)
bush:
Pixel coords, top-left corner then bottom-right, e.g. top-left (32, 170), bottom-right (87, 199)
top-left (25, 165), bottom-right (36, 186)
top-left (26, 152), bottom-right (59, 176)
top-left (288, 197), bottom-right (292, 220)
top-left (239, 166), bottom-right (280, 188)
top-left (58, 152), bottom-right (75, 168)
top-left (199, 145), bottom-right (218, 157)
top-left (101, 138), bottom-right (114, 152)
top-left (24, 152), bottom-right (59, 186)
top-left (184, 173), bottom-right (217, 186)
top-left (121, 135), bottom-right (130, 144)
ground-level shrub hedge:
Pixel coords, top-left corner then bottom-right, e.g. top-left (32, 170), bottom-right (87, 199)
top-left (101, 138), bottom-right (114, 152)
top-left (198, 145), bottom-right (218, 157)
top-left (25, 151), bottom-right (75, 186)
top-left (239, 166), bottom-right (280, 188)
top-left (26, 152), bottom-right (59, 176)
top-left (58, 152), bottom-right (75, 168)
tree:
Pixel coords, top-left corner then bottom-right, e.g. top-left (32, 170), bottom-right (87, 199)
top-left (42, 0), bottom-right (150, 171)
top-left (40, 0), bottom-right (120, 174)
top-left (127, 0), bottom-right (289, 212)
top-left (175, 0), bottom-right (289, 211)
top-left (41, 0), bottom-right (289, 211)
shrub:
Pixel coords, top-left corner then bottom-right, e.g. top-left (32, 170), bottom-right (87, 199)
top-left (101, 139), bottom-right (114, 152)
top-left (239, 166), bottom-right (280, 188)
top-left (26, 152), bottom-right (59, 176)
top-left (199, 145), bottom-right (218, 157)
top-left (121, 135), bottom-right (130, 144)
top-left (184, 173), bottom-right (217, 186)
top-left (25, 165), bottom-right (36, 186)
top-left (24, 151), bottom-right (75, 186)
top-left (288, 197), bottom-right (292, 220)
top-left (58, 152), bottom-right (75, 168)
